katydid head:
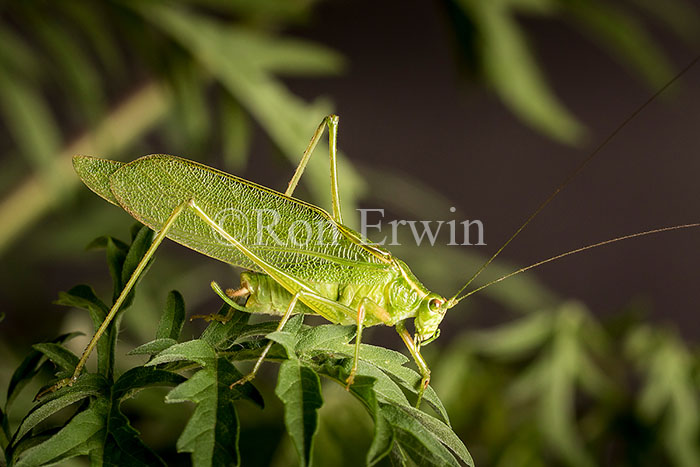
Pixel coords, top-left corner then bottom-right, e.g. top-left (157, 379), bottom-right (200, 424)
top-left (413, 294), bottom-right (449, 345)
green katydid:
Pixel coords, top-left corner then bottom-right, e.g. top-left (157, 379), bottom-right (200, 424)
top-left (47, 58), bottom-right (700, 404)
top-left (63, 115), bottom-right (452, 405)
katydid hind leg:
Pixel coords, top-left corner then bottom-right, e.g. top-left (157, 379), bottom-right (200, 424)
top-left (284, 115), bottom-right (343, 223)
top-left (38, 199), bottom-right (191, 398)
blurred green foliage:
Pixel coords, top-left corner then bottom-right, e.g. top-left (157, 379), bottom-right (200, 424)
top-left (1, 0), bottom-right (699, 466)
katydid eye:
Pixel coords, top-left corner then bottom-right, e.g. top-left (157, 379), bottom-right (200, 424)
top-left (428, 298), bottom-right (443, 311)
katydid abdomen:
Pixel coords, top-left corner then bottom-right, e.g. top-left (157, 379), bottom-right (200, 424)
top-left (239, 271), bottom-right (405, 327)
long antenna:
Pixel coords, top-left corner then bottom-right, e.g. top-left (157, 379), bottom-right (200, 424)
top-left (449, 55), bottom-right (700, 303)
top-left (450, 223), bottom-right (700, 305)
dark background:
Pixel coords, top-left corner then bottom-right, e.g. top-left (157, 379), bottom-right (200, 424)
top-left (286, 1), bottom-right (700, 336)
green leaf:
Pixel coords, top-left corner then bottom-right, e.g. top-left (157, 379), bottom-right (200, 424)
top-left (31, 343), bottom-right (79, 374)
top-left (28, 15), bottom-right (105, 120)
top-left (15, 368), bottom-right (181, 466)
top-left (5, 332), bottom-right (83, 410)
top-left (397, 405), bottom-right (472, 466)
top-left (163, 339), bottom-right (261, 467)
top-left (55, 284), bottom-right (109, 323)
top-left (112, 367), bottom-right (186, 402)
top-left (13, 398), bottom-right (107, 467)
top-left (101, 368), bottom-right (185, 467)
top-left (468, 311), bottom-right (553, 358)
top-left (200, 306), bottom-right (251, 348)
top-left (101, 405), bottom-right (166, 467)
top-left (275, 359), bottom-right (323, 467)
top-left (0, 26), bottom-right (40, 79)
top-left (156, 290), bottom-right (186, 341)
top-left (13, 374), bottom-right (107, 443)
top-left (377, 404), bottom-right (463, 467)
top-left (367, 405), bottom-right (395, 466)
top-left (128, 338), bottom-right (179, 356)
top-left (298, 326), bottom-right (447, 421)
top-left (55, 284), bottom-right (115, 378)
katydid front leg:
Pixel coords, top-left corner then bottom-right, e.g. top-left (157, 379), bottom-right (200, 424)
top-left (396, 320), bottom-right (431, 408)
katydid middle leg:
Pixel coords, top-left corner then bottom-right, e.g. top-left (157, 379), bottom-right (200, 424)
top-left (346, 297), bottom-right (389, 388)
top-left (230, 290), bottom-right (304, 388)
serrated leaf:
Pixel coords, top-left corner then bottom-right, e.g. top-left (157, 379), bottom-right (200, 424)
top-left (295, 323), bottom-right (356, 352)
top-left (627, 327), bottom-right (700, 467)
top-left (377, 404), bottom-right (461, 467)
top-left (267, 330), bottom-right (299, 359)
top-left (565, 0), bottom-right (673, 88)
top-left (101, 406), bottom-right (165, 467)
top-left (128, 338), bottom-right (179, 356)
top-left (156, 290), bottom-right (186, 341)
top-left (164, 339), bottom-right (262, 467)
top-left (148, 339), bottom-right (216, 367)
top-left (275, 359), bottom-right (323, 467)
top-left (16, 368), bottom-right (180, 466)
top-left (266, 314), bottom-right (305, 358)
top-left (232, 321), bottom-right (280, 344)
top-left (200, 305), bottom-right (250, 348)
top-left (101, 368), bottom-right (184, 467)
top-left (301, 330), bottom-right (448, 422)
top-left (451, 0), bottom-right (584, 144)
top-left (106, 237), bottom-right (128, 301)
top-left (31, 15), bottom-right (105, 120)
top-left (113, 367), bottom-right (186, 402)
top-left (397, 405), bottom-right (472, 466)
